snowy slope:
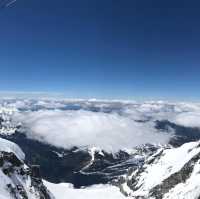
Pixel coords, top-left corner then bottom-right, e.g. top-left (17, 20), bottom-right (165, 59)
top-left (0, 138), bottom-right (53, 199)
top-left (120, 141), bottom-right (200, 199)
top-left (0, 137), bottom-right (25, 160)
top-left (163, 162), bottom-right (200, 199)
top-left (44, 180), bottom-right (129, 199)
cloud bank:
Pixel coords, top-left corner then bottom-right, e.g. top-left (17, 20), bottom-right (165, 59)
top-left (173, 112), bottom-right (200, 128)
top-left (3, 99), bottom-right (200, 152)
top-left (13, 109), bottom-right (172, 152)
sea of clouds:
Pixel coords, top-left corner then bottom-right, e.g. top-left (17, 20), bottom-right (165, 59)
top-left (13, 109), bottom-right (172, 152)
top-left (2, 99), bottom-right (200, 152)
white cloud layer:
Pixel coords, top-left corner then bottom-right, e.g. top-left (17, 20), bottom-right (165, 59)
top-left (173, 112), bottom-right (200, 128)
top-left (13, 109), bottom-right (172, 152)
top-left (3, 99), bottom-right (200, 152)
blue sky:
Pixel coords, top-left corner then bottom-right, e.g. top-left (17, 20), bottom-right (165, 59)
top-left (0, 0), bottom-right (200, 100)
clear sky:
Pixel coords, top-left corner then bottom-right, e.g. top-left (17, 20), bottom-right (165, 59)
top-left (0, 0), bottom-right (200, 100)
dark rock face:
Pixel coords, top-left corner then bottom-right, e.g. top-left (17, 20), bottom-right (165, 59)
top-left (31, 165), bottom-right (42, 179)
top-left (0, 150), bottom-right (53, 199)
top-left (1, 151), bottom-right (22, 167)
top-left (0, 117), bottom-right (3, 127)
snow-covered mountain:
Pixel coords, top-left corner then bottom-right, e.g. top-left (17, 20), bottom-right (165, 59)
top-left (0, 137), bottom-right (53, 199)
top-left (0, 106), bottom-right (19, 135)
top-left (1, 133), bottom-right (200, 199)
top-left (119, 141), bottom-right (200, 199)
top-left (0, 99), bottom-right (200, 198)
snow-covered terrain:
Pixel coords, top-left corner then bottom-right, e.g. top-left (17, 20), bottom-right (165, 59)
top-left (44, 181), bottom-right (128, 199)
top-left (0, 106), bottom-right (19, 135)
top-left (0, 99), bottom-right (200, 198)
top-left (0, 137), bottom-right (24, 160)
top-left (120, 141), bottom-right (200, 199)
top-left (0, 137), bottom-right (53, 199)
top-left (1, 133), bottom-right (200, 199)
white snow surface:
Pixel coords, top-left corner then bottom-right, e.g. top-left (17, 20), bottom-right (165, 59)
top-left (0, 137), bottom-right (25, 161)
top-left (163, 158), bottom-right (200, 199)
top-left (0, 169), bottom-right (13, 199)
top-left (44, 180), bottom-right (129, 199)
top-left (0, 138), bottom-right (51, 199)
top-left (122, 141), bottom-right (200, 198)
top-left (0, 169), bottom-right (45, 199)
